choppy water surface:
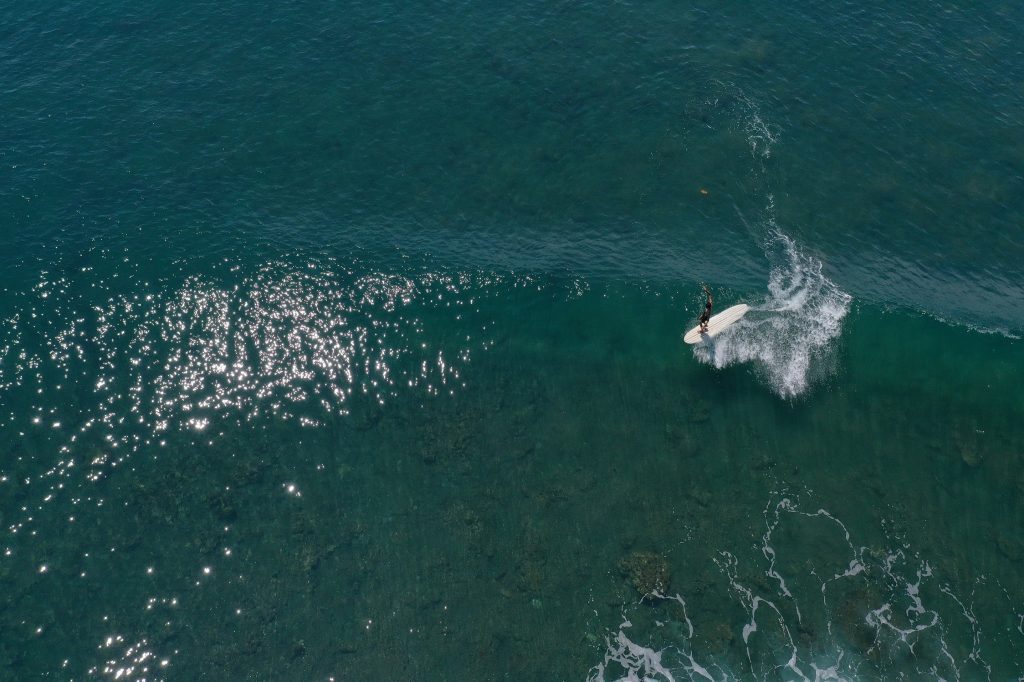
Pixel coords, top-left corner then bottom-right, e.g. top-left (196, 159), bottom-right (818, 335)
top-left (2, 1), bottom-right (1024, 679)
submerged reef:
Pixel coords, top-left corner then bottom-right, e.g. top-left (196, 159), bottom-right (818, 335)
top-left (618, 551), bottom-right (671, 597)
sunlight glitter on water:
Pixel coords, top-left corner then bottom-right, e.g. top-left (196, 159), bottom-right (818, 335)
top-left (0, 254), bottom-right (521, 539)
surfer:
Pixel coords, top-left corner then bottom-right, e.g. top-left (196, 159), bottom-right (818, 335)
top-left (698, 285), bottom-right (713, 334)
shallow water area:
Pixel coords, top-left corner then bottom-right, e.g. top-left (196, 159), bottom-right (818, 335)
top-left (3, 272), bottom-right (1023, 679)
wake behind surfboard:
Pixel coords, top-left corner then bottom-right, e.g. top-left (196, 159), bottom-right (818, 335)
top-left (683, 303), bottom-right (749, 344)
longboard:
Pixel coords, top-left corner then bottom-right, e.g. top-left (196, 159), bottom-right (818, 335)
top-left (683, 303), bottom-right (749, 344)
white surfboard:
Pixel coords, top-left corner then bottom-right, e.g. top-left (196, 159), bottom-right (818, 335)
top-left (683, 303), bottom-right (749, 344)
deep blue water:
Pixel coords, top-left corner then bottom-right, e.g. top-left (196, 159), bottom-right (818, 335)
top-left (2, 1), bottom-right (1023, 679)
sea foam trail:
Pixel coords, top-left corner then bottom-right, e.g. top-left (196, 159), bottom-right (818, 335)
top-left (689, 87), bottom-right (851, 398)
top-left (587, 497), bottom-right (1000, 682)
top-left (693, 229), bottom-right (851, 398)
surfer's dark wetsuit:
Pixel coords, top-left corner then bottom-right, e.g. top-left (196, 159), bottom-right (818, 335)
top-left (698, 285), bottom-right (713, 333)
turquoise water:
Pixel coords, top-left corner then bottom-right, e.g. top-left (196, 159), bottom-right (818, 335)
top-left (2, 1), bottom-right (1024, 679)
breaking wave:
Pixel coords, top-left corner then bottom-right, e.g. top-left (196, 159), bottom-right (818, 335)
top-left (693, 228), bottom-right (851, 398)
top-left (692, 89), bottom-right (851, 398)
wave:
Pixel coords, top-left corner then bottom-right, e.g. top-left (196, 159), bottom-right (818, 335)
top-left (690, 90), bottom-right (851, 398)
top-left (911, 306), bottom-right (1022, 341)
top-left (693, 228), bottom-right (851, 398)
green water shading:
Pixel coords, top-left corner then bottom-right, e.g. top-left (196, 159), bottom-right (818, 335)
top-left (3, 288), bottom-right (1021, 678)
top-left (3, 0), bottom-right (1024, 678)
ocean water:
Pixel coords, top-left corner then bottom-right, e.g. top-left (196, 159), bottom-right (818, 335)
top-left (2, 1), bottom-right (1023, 679)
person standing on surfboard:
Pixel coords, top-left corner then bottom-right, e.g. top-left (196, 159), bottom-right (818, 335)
top-left (698, 285), bottom-right (713, 333)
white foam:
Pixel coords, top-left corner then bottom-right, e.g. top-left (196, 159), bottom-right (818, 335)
top-left (689, 89), bottom-right (851, 398)
top-left (588, 628), bottom-right (678, 682)
top-left (587, 495), bottom-right (994, 681)
top-left (693, 229), bottom-right (851, 398)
